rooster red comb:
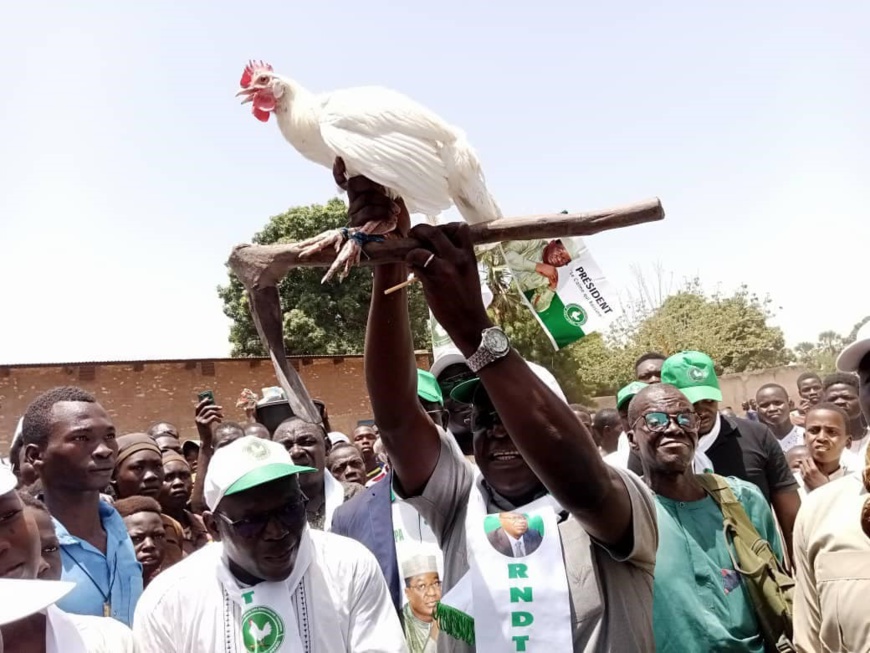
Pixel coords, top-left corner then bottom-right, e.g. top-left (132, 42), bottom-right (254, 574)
top-left (240, 60), bottom-right (273, 88)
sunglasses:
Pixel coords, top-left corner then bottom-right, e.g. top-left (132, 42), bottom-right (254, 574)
top-left (634, 412), bottom-right (697, 433)
top-left (216, 500), bottom-right (307, 539)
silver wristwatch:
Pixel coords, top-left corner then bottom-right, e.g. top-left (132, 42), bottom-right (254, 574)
top-left (467, 327), bottom-right (511, 373)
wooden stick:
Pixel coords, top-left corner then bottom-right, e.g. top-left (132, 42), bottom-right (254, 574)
top-left (228, 198), bottom-right (664, 291)
top-left (384, 274), bottom-right (419, 295)
top-left (228, 196), bottom-right (665, 426)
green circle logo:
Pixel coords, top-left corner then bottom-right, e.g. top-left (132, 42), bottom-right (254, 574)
top-left (564, 304), bottom-right (588, 327)
top-left (241, 606), bottom-right (285, 653)
top-left (688, 366), bottom-right (708, 382)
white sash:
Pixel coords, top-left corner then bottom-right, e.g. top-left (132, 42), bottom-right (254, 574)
top-left (442, 481), bottom-right (573, 651)
top-left (693, 414), bottom-right (721, 473)
top-left (216, 528), bottom-right (314, 653)
top-left (323, 471), bottom-right (345, 532)
top-left (46, 606), bottom-right (89, 653)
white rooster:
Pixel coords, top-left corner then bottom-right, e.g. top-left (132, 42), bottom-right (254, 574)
top-left (236, 60), bottom-right (502, 282)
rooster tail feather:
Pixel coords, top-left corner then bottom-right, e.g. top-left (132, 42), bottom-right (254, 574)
top-left (442, 133), bottom-right (502, 225)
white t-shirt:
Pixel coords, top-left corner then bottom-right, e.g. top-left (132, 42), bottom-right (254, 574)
top-left (603, 432), bottom-right (631, 469)
top-left (132, 531), bottom-right (406, 652)
top-left (777, 425), bottom-right (805, 452)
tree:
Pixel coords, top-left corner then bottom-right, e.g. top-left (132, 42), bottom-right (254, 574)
top-left (482, 249), bottom-right (793, 403)
top-left (219, 198), bottom-right (431, 356)
top-left (791, 316), bottom-right (870, 374)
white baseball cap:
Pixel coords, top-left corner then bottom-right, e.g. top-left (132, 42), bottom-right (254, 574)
top-left (429, 346), bottom-right (468, 380)
top-left (0, 464), bottom-right (17, 496)
top-left (0, 579), bottom-right (76, 625)
top-left (204, 436), bottom-right (315, 511)
top-left (837, 321), bottom-right (870, 373)
top-left (327, 432), bottom-right (350, 445)
top-left (451, 360), bottom-right (568, 404)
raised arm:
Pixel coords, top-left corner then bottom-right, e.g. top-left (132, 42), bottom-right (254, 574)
top-left (407, 223), bottom-right (633, 548)
top-left (343, 165), bottom-right (441, 496)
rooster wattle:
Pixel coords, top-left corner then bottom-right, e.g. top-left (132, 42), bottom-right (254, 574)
top-left (236, 60), bottom-right (502, 282)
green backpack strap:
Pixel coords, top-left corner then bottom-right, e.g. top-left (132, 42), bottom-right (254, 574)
top-left (695, 473), bottom-right (796, 652)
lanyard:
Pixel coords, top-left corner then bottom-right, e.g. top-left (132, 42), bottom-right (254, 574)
top-left (63, 544), bottom-right (119, 617)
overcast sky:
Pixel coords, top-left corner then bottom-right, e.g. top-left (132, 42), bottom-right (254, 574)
top-left (0, 1), bottom-right (866, 364)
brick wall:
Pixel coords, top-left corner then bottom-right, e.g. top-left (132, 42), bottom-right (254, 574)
top-left (0, 354), bottom-right (431, 452)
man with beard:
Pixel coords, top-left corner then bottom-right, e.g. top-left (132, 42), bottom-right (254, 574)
top-left (628, 384), bottom-right (782, 652)
top-left (21, 387), bottom-right (142, 625)
top-left (347, 168), bottom-right (657, 652)
top-left (132, 436), bottom-right (405, 652)
top-left (794, 322), bottom-right (870, 652)
top-left (273, 417), bottom-right (364, 530)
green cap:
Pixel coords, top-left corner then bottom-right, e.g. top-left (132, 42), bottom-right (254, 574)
top-left (451, 378), bottom-right (482, 405)
top-left (616, 381), bottom-right (648, 410)
top-left (661, 351), bottom-right (723, 404)
top-left (417, 369), bottom-right (443, 405)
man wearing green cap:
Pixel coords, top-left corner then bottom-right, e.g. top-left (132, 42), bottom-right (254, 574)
top-left (351, 169), bottom-right (657, 653)
top-left (133, 436), bottom-right (406, 652)
top-left (603, 382), bottom-right (648, 469)
top-left (644, 351), bottom-right (800, 556)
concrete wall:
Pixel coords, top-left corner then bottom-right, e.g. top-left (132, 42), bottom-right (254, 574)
top-left (0, 354), bottom-right (431, 451)
top-left (594, 365), bottom-right (813, 409)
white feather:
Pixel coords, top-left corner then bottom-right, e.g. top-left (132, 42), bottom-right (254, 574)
top-left (271, 78), bottom-right (501, 224)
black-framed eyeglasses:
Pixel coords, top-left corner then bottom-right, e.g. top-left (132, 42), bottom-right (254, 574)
top-left (633, 412), bottom-right (697, 433)
top-left (426, 408), bottom-right (448, 427)
top-left (216, 500), bottom-right (307, 539)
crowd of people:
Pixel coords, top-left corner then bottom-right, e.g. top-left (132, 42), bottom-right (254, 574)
top-left (1, 172), bottom-right (869, 652)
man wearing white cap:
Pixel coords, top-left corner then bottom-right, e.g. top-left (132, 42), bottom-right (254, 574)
top-left (0, 465), bottom-right (135, 652)
top-left (793, 321), bottom-right (870, 652)
top-left (132, 436), bottom-right (405, 652)
top-left (402, 555), bottom-right (441, 653)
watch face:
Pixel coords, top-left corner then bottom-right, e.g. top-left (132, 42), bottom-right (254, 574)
top-left (484, 329), bottom-right (509, 354)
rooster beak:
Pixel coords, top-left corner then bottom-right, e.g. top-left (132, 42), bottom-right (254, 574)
top-left (236, 88), bottom-right (256, 104)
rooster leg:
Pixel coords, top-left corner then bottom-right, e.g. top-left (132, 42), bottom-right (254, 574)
top-left (319, 218), bottom-right (398, 284)
top-left (297, 229), bottom-right (346, 258)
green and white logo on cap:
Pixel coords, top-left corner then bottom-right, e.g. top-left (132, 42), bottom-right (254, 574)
top-left (687, 365), bottom-right (708, 382)
top-left (661, 351), bottom-right (723, 404)
top-left (241, 606), bottom-right (285, 653)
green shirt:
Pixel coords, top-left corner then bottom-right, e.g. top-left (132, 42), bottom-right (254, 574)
top-left (652, 476), bottom-right (783, 653)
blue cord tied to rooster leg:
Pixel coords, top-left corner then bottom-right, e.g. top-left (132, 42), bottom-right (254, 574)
top-left (348, 230), bottom-right (386, 259)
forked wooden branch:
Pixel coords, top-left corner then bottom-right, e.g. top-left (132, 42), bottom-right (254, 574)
top-left (228, 198), bottom-right (665, 291)
top-left (227, 197), bottom-right (665, 425)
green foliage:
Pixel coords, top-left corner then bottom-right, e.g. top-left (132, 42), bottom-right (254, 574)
top-left (218, 198), bottom-right (430, 356)
top-left (480, 250), bottom-right (793, 404)
top-left (791, 316), bottom-right (870, 375)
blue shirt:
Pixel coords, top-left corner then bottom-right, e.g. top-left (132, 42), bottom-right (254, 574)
top-left (53, 500), bottom-right (143, 626)
top-left (652, 476), bottom-right (783, 653)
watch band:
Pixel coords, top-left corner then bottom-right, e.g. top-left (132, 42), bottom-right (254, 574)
top-left (467, 327), bottom-right (510, 373)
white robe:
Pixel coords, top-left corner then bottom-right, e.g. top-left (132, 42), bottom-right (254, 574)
top-left (132, 531), bottom-right (406, 652)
